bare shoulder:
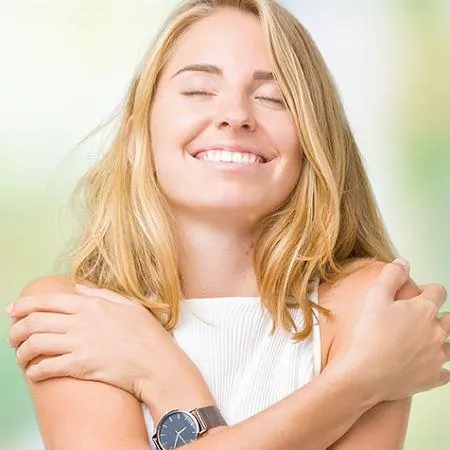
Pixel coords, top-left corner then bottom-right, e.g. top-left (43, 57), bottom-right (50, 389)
top-left (317, 258), bottom-right (421, 366)
top-left (17, 275), bottom-right (149, 449)
top-left (319, 259), bottom-right (416, 449)
top-left (21, 274), bottom-right (75, 295)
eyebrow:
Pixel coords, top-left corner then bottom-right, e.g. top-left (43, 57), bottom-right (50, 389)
top-left (171, 64), bottom-right (275, 81)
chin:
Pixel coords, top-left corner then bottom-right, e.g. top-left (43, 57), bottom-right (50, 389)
top-left (166, 189), bottom-right (285, 220)
top-left (188, 198), bottom-right (279, 222)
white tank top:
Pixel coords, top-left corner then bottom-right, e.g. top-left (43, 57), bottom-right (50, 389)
top-left (142, 279), bottom-right (321, 445)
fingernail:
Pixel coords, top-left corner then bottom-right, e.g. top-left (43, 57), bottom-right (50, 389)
top-left (5, 303), bottom-right (14, 316)
top-left (393, 258), bottom-right (410, 271)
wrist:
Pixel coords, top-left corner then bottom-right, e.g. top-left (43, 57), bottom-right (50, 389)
top-left (321, 354), bottom-right (380, 412)
top-left (202, 424), bottom-right (228, 439)
top-left (140, 375), bottom-right (217, 425)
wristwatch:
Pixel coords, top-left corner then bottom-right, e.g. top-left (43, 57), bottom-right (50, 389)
top-left (152, 405), bottom-right (226, 449)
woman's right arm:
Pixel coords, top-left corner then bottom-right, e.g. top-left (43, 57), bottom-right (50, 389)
top-left (20, 264), bottom-right (448, 450)
top-left (20, 277), bottom-right (150, 450)
top-left (27, 335), bottom-right (373, 450)
top-left (20, 277), bottom-right (371, 450)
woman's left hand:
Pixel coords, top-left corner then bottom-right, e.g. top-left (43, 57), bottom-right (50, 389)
top-left (6, 284), bottom-right (202, 406)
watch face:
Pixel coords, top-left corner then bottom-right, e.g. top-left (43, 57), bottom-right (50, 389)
top-left (157, 410), bottom-right (199, 449)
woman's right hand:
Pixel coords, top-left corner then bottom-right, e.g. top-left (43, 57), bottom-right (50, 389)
top-left (340, 260), bottom-right (449, 403)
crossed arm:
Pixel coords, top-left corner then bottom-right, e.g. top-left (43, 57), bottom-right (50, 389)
top-left (21, 266), bottom-right (413, 450)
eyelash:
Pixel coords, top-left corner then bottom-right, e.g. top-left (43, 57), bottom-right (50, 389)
top-left (182, 91), bottom-right (283, 105)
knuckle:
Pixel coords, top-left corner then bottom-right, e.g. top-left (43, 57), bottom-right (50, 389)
top-left (26, 312), bottom-right (40, 330)
top-left (437, 350), bottom-right (446, 365)
top-left (16, 357), bottom-right (27, 371)
top-left (437, 328), bottom-right (447, 343)
top-left (89, 295), bottom-right (102, 307)
top-left (93, 298), bottom-right (108, 314)
top-left (21, 318), bottom-right (32, 335)
top-left (35, 359), bottom-right (55, 378)
top-left (33, 361), bottom-right (47, 378)
top-left (428, 284), bottom-right (447, 302)
top-left (15, 348), bottom-right (25, 367)
top-left (22, 316), bottom-right (36, 335)
top-left (434, 331), bottom-right (445, 347)
top-left (441, 373), bottom-right (450, 386)
top-left (437, 284), bottom-right (448, 300)
top-left (420, 299), bottom-right (437, 319)
top-left (388, 263), bottom-right (406, 279)
top-left (40, 361), bottom-right (53, 377)
top-left (27, 334), bottom-right (40, 352)
top-left (389, 263), bottom-right (404, 274)
top-left (82, 298), bottom-right (99, 314)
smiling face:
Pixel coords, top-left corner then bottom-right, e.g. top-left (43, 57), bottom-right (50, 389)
top-left (150, 7), bottom-right (302, 225)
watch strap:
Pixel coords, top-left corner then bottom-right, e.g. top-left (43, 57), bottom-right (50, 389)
top-left (193, 405), bottom-right (227, 433)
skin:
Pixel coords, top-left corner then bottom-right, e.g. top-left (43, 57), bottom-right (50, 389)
top-left (6, 8), bottom-right (450, 450)
top-left (8, 266), bottom-right (449, 449)
top-left (149, 7), bottom-right (301, 300)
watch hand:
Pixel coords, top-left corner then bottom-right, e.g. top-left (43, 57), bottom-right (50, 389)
top-left (174, 434), bottom-right (179, 447)
top-left (179, 435), bottom-right (187, 445)
top-left (175, 426), bottom-right (186, 436)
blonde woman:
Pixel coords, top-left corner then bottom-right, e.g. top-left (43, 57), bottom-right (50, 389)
top-left (7, 1), bottom-right (449, 449)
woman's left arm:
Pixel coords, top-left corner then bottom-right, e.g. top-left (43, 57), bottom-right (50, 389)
top-left (7, 264), bottom-right (447, 449)
top-left (327, 400), bottom-right (411, 450)
top-left (7, 277), bottom-right (218, 426)
top-left (322, 264), bottom-right (420, 449)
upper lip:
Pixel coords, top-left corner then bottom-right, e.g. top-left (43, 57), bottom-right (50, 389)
top-left (190, 141), bottom-right (274, 163)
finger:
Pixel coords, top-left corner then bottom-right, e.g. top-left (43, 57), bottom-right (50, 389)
top-left (8, 312), bottom-right (71, 349)
top-left (16, 333), bottom-right (71, 370)
top-left (439, 368), bottom-right (450, 387)
top-left (75, 284), bottom-right (134, 306)
top-left (366, 260), bottom-right (410, 302)
top-left (439, 312), bottom-right (450, 334)
top-left (8, 293), bottom-right (82, 319)
top-left (26, 353), bottom-right (74, 382)
top-left (418, 284), bottom-right (447, 310)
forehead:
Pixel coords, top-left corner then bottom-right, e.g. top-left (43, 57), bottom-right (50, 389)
top-left (165, 8), bottom-right (273, 76)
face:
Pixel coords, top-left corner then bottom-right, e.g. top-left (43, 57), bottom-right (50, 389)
top-left (150, 8), bottom-right (302, 225)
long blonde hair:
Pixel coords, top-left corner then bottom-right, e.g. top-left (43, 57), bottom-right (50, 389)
top-left (66, 0), bottom-right (397, 341)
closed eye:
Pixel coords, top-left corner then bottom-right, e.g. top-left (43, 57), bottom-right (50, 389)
top-left (181, 91), bottom-right (284, 106)
top-left (182, 90), bottom-right (213, 96)
top-left (255, 96), bottom-right (284, 105)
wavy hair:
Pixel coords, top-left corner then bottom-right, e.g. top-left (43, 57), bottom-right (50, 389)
top-left (66, 0), bottom-right (397, 341)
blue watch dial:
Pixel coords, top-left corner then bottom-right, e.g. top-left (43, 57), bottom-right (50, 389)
top-left (157, 410), bottom-right (199, 449)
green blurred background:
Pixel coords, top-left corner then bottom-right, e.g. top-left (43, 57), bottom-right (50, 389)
top-left (1, 1), bottom-right (449, 449)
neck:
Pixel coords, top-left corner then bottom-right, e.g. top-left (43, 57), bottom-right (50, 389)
top-left (175, 216), bottom-right (259, 299)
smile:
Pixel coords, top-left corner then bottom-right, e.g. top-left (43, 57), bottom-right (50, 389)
top-left (195, 150), bottom-right (264, 164)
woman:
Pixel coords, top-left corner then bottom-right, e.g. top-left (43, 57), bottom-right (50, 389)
top-left (6, 0), bottom-right (449, 449)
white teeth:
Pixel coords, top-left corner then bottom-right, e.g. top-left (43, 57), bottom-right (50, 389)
top-left (231, 152), bottom-right (241, 163)
top-left (222, 150), bottom-right (232, 162)
top-left (196, 149), bottom-right (264, 164)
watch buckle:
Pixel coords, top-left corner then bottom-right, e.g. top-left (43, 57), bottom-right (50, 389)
top-left (190, 408), bottom-right (207, 435)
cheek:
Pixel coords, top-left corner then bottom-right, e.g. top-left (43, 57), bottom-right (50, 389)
top-left (266, 115), bottom-right (302, 172)
top-left (149, 97), bottom-right (207, 199)
top-left (273, 119), bottom-right (303, 200)
top-left (150, 94), bottom-right (211, 154)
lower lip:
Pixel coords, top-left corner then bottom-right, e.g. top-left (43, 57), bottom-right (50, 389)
top-left (188, 154), bottom-right (273, 173)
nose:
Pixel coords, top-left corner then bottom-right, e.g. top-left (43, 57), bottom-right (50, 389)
top-left (215, 94), bottom-right (256, 132)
